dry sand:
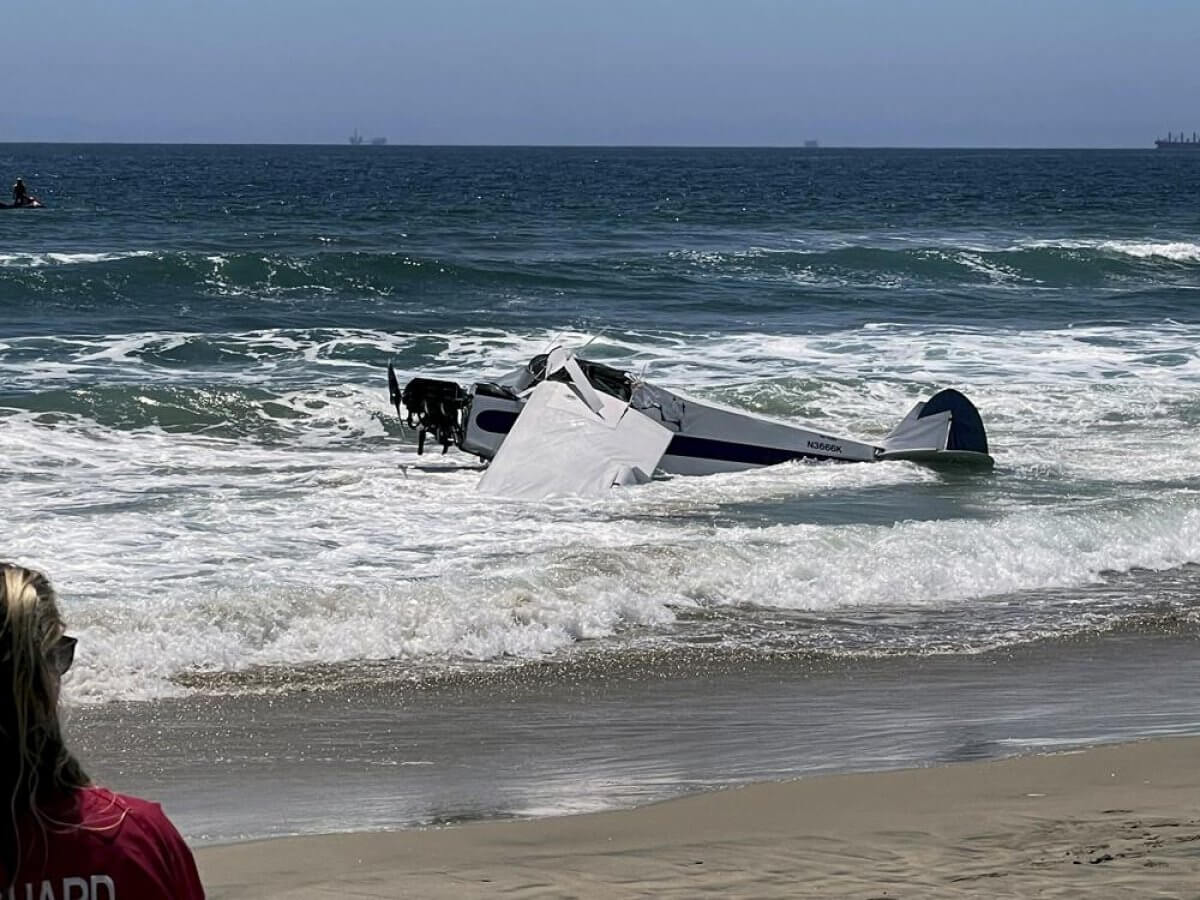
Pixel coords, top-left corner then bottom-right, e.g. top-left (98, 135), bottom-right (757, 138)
top-left (197, 736), bottom-right (1200, 898)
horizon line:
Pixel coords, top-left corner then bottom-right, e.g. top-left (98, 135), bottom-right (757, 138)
top-left (0, 140), bottom-right (1169, 151)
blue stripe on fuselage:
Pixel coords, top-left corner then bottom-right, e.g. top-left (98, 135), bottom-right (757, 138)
top-left (663, 435), bottom-right (849, 466)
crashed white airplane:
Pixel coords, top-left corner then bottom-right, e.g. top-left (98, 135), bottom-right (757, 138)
top-left (387, 350), bottom-right (992, 500)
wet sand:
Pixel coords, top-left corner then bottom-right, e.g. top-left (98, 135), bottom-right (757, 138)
top-left (69, 631), bottom-right (1200, 845)
top-left (197, 735), bottom-right (1200, 899)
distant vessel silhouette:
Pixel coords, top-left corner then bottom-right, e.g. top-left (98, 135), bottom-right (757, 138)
top-left (349, 130), bottom-right (386, 146)
top-left (1155, 131), bottom-right (1200, 149)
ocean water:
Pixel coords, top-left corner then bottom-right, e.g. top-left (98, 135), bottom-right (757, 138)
top-left (4, 144), bottom-right (1200, 837)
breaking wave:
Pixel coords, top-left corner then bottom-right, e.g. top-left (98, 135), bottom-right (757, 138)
top-left (1, 239), bottom-right (1199, 324)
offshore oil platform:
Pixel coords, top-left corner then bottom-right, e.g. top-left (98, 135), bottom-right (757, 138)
top-left (1155, 131), bottom-right (1200, 149)
top-left (349, 130), bottom-right (387, 146)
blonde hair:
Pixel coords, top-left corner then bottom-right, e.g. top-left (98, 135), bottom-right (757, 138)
top-left (0, 563), bottom-right (89, 880)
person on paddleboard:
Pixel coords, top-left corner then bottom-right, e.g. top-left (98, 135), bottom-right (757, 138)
top-left (11, 177), bottom-right (30, 206)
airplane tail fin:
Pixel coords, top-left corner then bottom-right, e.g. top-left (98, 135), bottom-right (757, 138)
top-left (878, 389), bottom-right (992, 466)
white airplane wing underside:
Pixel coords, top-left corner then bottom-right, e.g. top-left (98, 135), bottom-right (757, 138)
top-left (477, 380), bottom-right (673, 500)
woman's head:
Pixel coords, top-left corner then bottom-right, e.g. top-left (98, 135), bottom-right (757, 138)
top-left (0, 563), bottom-right (88, 814)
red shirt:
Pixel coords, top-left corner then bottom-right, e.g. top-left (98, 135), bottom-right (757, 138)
top-left (2, 787), bottom-right (204, 899)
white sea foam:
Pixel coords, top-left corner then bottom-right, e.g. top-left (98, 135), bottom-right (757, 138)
top-left (1022, 239), bottom-right (1200, 262)
top-left (3, 320), bottom-right (1198, 703)
top-left (0, 251), bottom-right (155, 267)
top-left (39, 437), bottom-right (1200, 704)
top-left (665, 233), bottom-right (1200, 263)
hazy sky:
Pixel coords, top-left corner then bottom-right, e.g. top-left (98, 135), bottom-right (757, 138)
top-left (7, 0), bottom-right (1199, 146)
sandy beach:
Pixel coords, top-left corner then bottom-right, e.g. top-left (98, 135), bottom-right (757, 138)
top-left (196, 735), bottom-right (1200, 898)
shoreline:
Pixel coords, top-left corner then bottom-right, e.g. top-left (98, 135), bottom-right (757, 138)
top-left (70, 629), bottom-right (1200, 847)
top-left (197, 735), bottom-right (1200, 898)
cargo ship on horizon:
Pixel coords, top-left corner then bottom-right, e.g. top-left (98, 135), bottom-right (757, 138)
top-left (1155, 131), bottom-right (1200, 149)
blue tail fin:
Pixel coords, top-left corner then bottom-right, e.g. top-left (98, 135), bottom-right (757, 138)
top-left (919, 388), bottom-right (988, 455)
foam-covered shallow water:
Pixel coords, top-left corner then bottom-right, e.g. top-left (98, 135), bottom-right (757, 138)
top-left (3, 144), bottom-right (1200, 838)
top-left (7, 319), bottom-right (1197, 704)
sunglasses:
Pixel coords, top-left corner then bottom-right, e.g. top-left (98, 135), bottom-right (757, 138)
top-left (48, 635), bottom-right (77, 676)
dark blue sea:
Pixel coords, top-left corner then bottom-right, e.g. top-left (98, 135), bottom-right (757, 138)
top-left (4, 144), bottom-right (1200, 841)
